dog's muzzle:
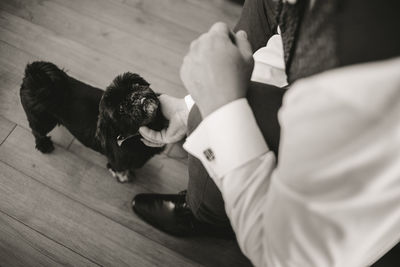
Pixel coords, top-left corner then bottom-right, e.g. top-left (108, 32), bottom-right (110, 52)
top-left (141, 97), bottom-right (157, 114)
top-left (139, 97), bottom-right (159, 124)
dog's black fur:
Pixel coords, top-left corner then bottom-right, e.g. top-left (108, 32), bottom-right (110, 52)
top-left (20, 61), bottom-right (165, 182)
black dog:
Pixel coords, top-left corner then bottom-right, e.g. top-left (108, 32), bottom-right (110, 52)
top-left (20, 61), bottom-right (165, 182)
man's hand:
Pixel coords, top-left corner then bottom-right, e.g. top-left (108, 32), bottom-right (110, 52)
top-left (180, 22), bottom-right (254, 117)
top-left (139, 94), bottom-right (188, 147)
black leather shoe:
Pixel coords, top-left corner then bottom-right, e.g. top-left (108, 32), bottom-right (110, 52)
top-left (132, 191), bottom-right (234, 238)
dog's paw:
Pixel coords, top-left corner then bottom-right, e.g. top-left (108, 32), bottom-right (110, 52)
top-left (107, 165), bottom-right (134, 183)
top-left (115, 170), bottom-right (132, 183)
top-left (107, 166), bottom-right (118, 179)
top-left (35, 136), bottom-right (54, 153)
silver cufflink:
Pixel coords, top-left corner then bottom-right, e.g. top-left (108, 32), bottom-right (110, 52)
top-left (203, 148), bottom-right (215, 161)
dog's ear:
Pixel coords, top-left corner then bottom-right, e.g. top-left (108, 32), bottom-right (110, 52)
top-left (95, 99), bottom-right (116, 151)
top-left (111, 73), bottom-right (150, 89)
top-left (125, 72), bottom-right (149, 86)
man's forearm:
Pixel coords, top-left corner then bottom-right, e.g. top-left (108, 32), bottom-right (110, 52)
top-left (189, 58), bottom-right (400, 267)
top-left (218, 152), bottom-right (276, 266)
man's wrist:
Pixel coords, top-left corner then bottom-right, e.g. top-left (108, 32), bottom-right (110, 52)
top-left (183, 98), bottom-right (269, 178)
top-left (199, 97), bottom-right (243, 118)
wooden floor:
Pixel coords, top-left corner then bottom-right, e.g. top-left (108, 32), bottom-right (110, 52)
top-left (0, 0), bottom-right (252, 266)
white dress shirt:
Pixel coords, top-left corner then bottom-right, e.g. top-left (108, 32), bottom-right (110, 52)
top-left (182, 36), bottom-right (400, 266)
top-left (250, 27), bottom-right (288, 87)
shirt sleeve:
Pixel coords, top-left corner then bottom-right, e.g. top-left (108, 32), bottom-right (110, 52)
top-left (251, 31), bottom-right (288, 87)
top-left (184, 57), bottom-right (400, 267)
top-left (183, 98), bottom-right (269, 178)
top-left (184, 94), bottom-right (195, 111)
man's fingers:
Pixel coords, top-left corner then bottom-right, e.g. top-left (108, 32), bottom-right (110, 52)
top-left (140, 138), bottom-right (164, 148)
top-left (139, 125), bottom-right (182, 145)
top-left (235, 30), bottom-right (253, 59)
top-left (163, 121), bottom-right (186, 143)
top-left (189, 33), bottom-right (207, 51)
top-left (180, 56), bottom-right (192, 89)
top-left (189, 39), bottom-right (197, 51)
top-left (209, 22), bottom-right (230, 35)
top-left (236, 30), bottom-right (247, 40)
top-left (139, 126), bottom-right (165, 144)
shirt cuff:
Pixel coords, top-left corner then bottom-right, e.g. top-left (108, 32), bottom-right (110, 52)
top-left (251, 33), bottom-right (288, 87)
top-left (184, 95), bottom-right (195, 111)
top-left (183, 98), bottom-right (269, 178)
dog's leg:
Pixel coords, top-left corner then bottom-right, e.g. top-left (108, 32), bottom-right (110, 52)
top-left (107, 163), bottom-right (134, 183)
top-left (115, 170), bottom-right (133, 183)
top-left (33, 130), bottom-right (55, 153)
top-left (107, 163), bottom-right (118, 178)
top-left (26, 113), bottom-right (58, 153)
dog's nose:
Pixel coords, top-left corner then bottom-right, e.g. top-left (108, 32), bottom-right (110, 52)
top-left (142, 98), bottom-right (157, 114)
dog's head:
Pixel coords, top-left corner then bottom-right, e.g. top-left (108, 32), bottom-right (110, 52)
top-left (96, 73), bottom-right (160, 149)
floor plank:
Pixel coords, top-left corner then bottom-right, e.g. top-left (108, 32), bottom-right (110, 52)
top-left (0, 160), bottom-right (199, 267)
top-left (0, 50), bottom-right (31, 129)
top-left (0, 11), bottom-right (185, 96)
top-left (0, 116), bottom-right (16, 145)
top-left (188, 0), bottom-right (242, 19)
top-left (1, 0), bottom-right (183, 86)
top-left (0, 126), bottom-right (250, 267)
top-left (53, 0), bottom-right (198, 55)
top-left (0, 210), bottom-right (98, 267)
top-left (115, 0), bottom-right (241, 34)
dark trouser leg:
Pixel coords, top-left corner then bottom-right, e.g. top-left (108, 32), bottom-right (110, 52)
top-left (186, 105), bottom-right (231, 226)
top-left (185, 0), bottom-right (282, 226)
top-left (186, 83), bottom-right (286, 226)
